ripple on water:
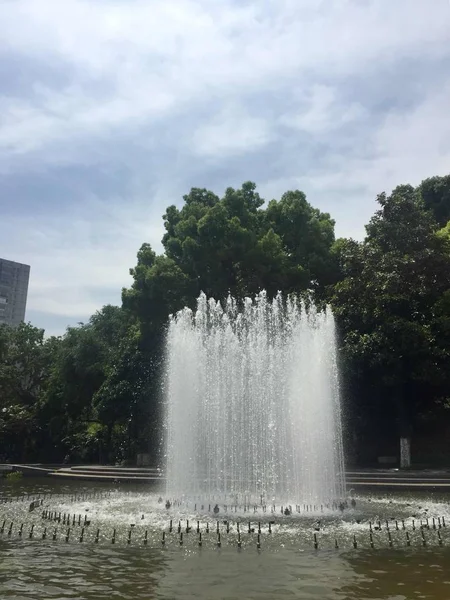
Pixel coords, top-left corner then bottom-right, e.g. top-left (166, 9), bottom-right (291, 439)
top-left (1, 541), bottom-right (450, 599)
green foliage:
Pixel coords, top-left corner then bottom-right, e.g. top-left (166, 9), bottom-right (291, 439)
top-left (0, 323), bottom-right (55, 460)
top-left (419, 175), bottom-right (450, 228)
top-left (127, 182), bottom-right (335, 335)
top-left (266, 190), bottom-right (336, 290)
top-left (2, 175), bottom-right (450, 467)
top-left (0, 306), bottom-right (146, 463)
top-left (437, 220), bottom-right (450, 251)
top-left (5, 470), bottom-right (23, 482)
top-left (330, 184), bottom-right (450, 451)
top-left (41, 305), bottom-right (141, 462)
top-left (123, 245), bottom-right (194, 330)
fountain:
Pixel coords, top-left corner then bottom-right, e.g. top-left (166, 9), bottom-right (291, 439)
top-left (2, 294), bottom-right (450, 599)
top-left (2, 297), bottom-right (450, 558)
top-left (164, 291), bottom-right (346, 505)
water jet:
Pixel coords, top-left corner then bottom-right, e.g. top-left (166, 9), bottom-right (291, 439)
top-left (165, 292), bottom-right (345, 506)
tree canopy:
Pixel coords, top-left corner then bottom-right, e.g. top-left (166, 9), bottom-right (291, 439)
top-left (1, 175), bottom-right (449, 466)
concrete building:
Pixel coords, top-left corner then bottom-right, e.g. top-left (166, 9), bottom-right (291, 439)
top-left (0, 258), bottom-right (30, 327)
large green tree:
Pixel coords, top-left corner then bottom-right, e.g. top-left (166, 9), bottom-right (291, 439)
top-left (331, 185), bottom-right (450, 466)
top-left (122, 183), bottom-right (337, 463)
top-left (92, 321), bottom-right (158, 464)
top-left (125, 182), bottom-right (336, 332)
top-left (0, 323), bottom-right (58, 461)
top-left (42, 305), bottom-right (136, 462)
top-left (3, 175), bottom-right (450, 469)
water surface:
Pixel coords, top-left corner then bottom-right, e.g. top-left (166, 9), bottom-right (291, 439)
top-left (1, 479), bottom-right (450, 599)
top-left (2, 539), bottom-right (450, 599)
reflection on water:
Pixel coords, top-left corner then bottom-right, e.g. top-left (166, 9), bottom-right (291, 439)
top-left (0, 542), bottom-right (165, 599)
top-left (342, 548), bottom-right (450, 600)
top-left (1, 540), bottom-right (450, 599)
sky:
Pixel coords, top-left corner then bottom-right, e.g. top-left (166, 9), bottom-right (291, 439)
top-left (1, 0), bottom-right (450, 336)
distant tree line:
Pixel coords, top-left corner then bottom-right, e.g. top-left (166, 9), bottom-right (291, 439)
top-left (1, 175), bottom-right (449, 466)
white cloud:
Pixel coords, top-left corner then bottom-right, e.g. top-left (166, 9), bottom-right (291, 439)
top-left (0, 0), bottom-right (450, 333)
top-left (279, 85), bottom-right (367, 134)
top-left (265, 83), bottom-right (450, 239)
top-left (193, 108), bottom-right (271, 158)
top-left (1, 0), bottom-right (449, 165)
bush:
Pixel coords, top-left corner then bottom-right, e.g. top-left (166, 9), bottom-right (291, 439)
top-left (5, 470), bottom-right (23, 482)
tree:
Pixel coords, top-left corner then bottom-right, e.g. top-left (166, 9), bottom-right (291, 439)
top-left (122, 244), bottom-right (194, 332)
top-left (0, 323), bottom-right (57, 461)
top-left (330, 185), bottom-right (450, 466)
top-left (4, 175), bottom-right (450, 468)
top-left (125, 182), bottom-right (337, 332)
top-left (161, 183), bottom-right (264, 301)
top-left (92, 322), bottom-right (156, 464)
top-left (419, 175), bottom-right (450, 228)
top-left (42, 305), bottom-right (135, 462)
top-left (265, 190), bottom-right (336, 292)
top-left (121, 183), bottom-right (338, 469)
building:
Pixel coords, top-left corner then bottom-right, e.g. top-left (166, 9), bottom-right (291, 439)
top-left (0, 258), bottom-right (30, 327)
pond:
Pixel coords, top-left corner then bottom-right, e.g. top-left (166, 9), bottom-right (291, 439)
top-left (1, 478), bottom-right (450, 599)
